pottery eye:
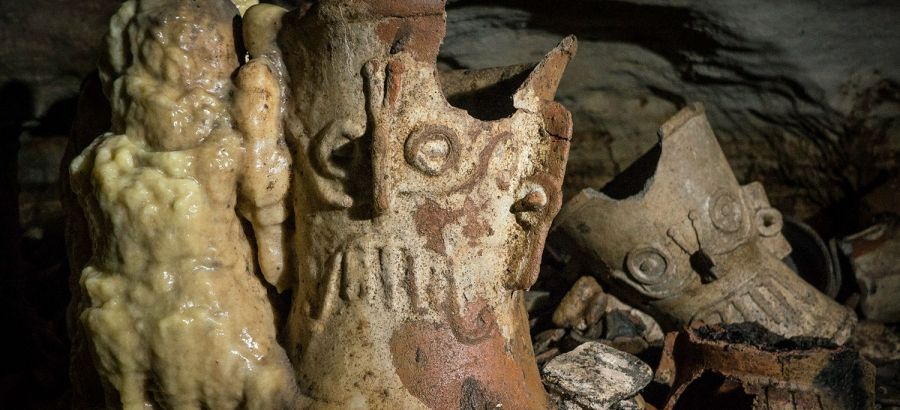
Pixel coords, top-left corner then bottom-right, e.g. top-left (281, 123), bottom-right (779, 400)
top-left (404, 125), bottom-right (458, 176)
top-left (625, 246), bottom-right (672, 285)
top-left (709, 190), bottom-right (743, 233)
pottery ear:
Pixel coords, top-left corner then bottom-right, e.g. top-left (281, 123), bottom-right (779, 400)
top-left (513, 35), bottom-right (577, 112)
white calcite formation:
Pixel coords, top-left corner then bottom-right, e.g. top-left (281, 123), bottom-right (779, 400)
top-left (68, 0), bottom-right (298, 408)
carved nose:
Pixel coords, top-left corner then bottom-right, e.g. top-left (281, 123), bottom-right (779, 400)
top-left (515, 189), bottom-right (548, 213)
top-left (512, 185), bottom-right (549, 228)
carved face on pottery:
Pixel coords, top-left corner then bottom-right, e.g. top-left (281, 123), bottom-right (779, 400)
top-left (277, 0), bottom-right (448, 217)
top-left (277, 2), bottom-right (576, 407)
top-left (553, 104), bottom-right (856, 343)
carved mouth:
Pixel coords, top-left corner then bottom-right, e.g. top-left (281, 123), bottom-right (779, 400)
top-left (306, 242), bottom-right (500, 341)
top-left (689, 265), bottom-right (856, 344)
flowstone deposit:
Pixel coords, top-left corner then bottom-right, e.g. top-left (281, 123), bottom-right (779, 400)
top-left (67, 0), bottom-right (298, 408)
top-left (552, 104), bottom-right (857, 344)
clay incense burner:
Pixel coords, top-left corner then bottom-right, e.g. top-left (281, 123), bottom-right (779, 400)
top-left (552, 104), bottom-right (856, 344)
top-left (272, 1), bottom-right (577, 406)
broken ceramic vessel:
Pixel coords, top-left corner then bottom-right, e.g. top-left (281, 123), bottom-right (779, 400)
top-left (552, 103), bottom-right (856, 344)
top-left (270, 0), bottom-right (576, 407)
top-left (655, 323), bottom-right (876, 410)
top-left (66, 0), bottom-right (299, 408)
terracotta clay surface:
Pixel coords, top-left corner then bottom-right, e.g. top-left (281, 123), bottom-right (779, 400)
top-left (656, 323), bottom-right (876, 410)
top-left (552, 103), bottom-right (857, 344)
top-left (274, 1), bottom-right (576, 406)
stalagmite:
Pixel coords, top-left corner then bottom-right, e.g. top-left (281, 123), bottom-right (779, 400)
top-left (67, 0), bottom-right (299, 407)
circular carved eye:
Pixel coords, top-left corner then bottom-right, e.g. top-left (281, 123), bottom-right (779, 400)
top-left (709, 190), bottom-right (743, 233)
top-left (626, 246), bottom-right (672, 285)
top-left (404, 125), bottom-right (459, 176)
top-left (755, 207), bottom-right (783, 237)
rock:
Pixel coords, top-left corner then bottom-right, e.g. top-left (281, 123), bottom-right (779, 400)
top-left (840, 221), bottom-right (900, 323)
top-left (584, 292), bottom-right (609, 326)
top-left (604, 310), bottom-right (647, 341)
top-left (559, 330), bottom-right (591, 353)
top-left (0, 0), bottom-right (117, 109)
top-left (553, 276), bottom-right (603, 330)
top-left (862, 174), bottom-right (900, 218)
top-left (533, 328), bottom-right (566, 355)
top-left (848, 321), bottom-right (900, 364)
top-left (536, 347), bottom-right (561, 366)
top-left (17, 134), bottom-right (67, 230)
top-left (847, 321), bottom-right (900, 407)
top-left (542, 341), bottom-right (653, 410)
top-left (875, 360), bottom-right (900, 408)
top-left (555, 395), bottom-right (647, 410)
top-left (606, 295), bottom-right (665, 346)
top-left (604, 336), bottom-right (650, 356)
top-left (583, 318), bottom-right (605, 340)
top-left (525, 289), bottom-right (552, 314)
top-left (612, 395), bottom-right (645, 410)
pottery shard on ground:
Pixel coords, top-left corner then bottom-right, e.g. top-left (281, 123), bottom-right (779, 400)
top-left (656, 323), bottom-right (877, 409)
top-left (553, 276), bottom-right (604, 330)
top-left (542, 341), bottom-right (652, 410)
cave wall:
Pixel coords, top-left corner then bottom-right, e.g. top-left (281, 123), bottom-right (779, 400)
top-left (4, 0), bottom-right (899, 222)
top-left (442, 0), bottom-right (900, 221)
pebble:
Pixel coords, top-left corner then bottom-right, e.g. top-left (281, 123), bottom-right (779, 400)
top-left (536, 347), bottom-right (561, 366)
top-left (604, 310), bottom-right (646, 340)
top-left (525, 290), bottom-right (552, 314)
top-left (542, 341), bottom-right (652, 410)
top-left (552, 276), bottom-right (603, 330)
top-left (534, 328), bottom-right (566, 354)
